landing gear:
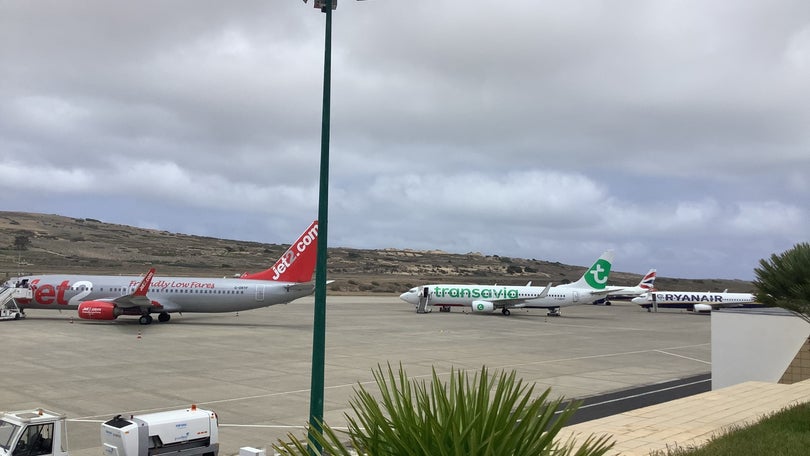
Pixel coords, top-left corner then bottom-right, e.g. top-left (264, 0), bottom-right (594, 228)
top-left (547, 308), bottom-right (561, 317)
top-left (501, 308), bottom-right (511, 316)
top-left (439, 306), bottom-right (451, 313)
top-left (158, 312), bottom-right (171, 323)
top-left (605, 300), bottom-right (612, 306)
top-left (139, 314), bottom-right (153, 325)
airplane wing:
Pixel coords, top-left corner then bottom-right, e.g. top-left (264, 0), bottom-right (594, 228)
top-left (281, 280), bottom-right (333, 294)
top-left (101, 268), bottom-right (158, 309)
top-left (604, 286), bottom-right (626, 295)
top-left (588, 289), bottom-right (613, 296)
top-left (499, 283), bottom-right (552, 309)
top-left (284, 282), bottom-right (317, 293)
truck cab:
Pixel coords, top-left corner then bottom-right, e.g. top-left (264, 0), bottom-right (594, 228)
top-left (0, 409), bottom-right (68, 456)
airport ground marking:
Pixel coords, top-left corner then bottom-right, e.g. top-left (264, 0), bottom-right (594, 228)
top-left (73, 343), bottom-right (711, 424)
top-left (654, 349), bottom-right (711, 365)
top-left (489, 343), bottom-right (710, 371)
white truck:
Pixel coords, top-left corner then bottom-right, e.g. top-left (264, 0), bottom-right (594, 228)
top-left (0, 406), bottom-right (219, 456)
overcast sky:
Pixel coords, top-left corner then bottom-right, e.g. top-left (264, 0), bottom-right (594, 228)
top-left (2, 1), bottom-right (808, 281)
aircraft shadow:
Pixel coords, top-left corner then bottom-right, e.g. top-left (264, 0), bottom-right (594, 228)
top-left (16, 314), bottom-right (312, 329)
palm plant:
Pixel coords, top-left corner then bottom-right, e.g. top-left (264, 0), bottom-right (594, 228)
top-left (754, 242), bottom-right (810, 324)
top-left (274, 364), bottom-right (614, 456)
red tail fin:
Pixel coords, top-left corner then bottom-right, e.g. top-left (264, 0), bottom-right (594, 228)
top-left (134, 268), bottom-right (156, 296)
top-left (240, 221), bottom-right (319, 282)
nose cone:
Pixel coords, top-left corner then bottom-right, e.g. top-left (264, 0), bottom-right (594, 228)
top-left (399, 291), bottom-right (418, 304)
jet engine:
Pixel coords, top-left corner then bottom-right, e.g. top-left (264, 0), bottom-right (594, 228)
top-left (693, 304), bottom-right (713, 313)
top-left (78, 301), bottom-right (121, 320)
top-left (471, 300), bottom-right (495, 313)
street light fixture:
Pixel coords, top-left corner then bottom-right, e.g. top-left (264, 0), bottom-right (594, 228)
top-left (301, 0), bottom-right (366, 453)
top-left (304, 0), bottom-right (366, 10)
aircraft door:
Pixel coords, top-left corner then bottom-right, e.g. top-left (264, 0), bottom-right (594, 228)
top-left (572, 291), bottom-right (579, 303)
top-left (415, 286), bottom-right (432, 313)
top-left (255, 285), bottom-right (265, 301)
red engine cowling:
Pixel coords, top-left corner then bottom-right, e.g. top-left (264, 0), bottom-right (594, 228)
top-left (78, 301), bottom-right (120, 320)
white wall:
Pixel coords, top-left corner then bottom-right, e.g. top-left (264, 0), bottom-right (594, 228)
top-left (712, 308), bottom-right (810, 390)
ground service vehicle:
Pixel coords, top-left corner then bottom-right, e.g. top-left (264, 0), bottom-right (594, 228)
top-left (0, 409), bottom-right (68, 456)
top-left (0, 406), bottom-right (219, 456)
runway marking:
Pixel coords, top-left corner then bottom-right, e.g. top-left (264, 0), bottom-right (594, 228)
top-left (72, 343), bottom-right (711, 422)
top-left (535, 322), bottom-right (653, 332)
top-left (654, 349), bottom-right (710, 365)
top-left (489, 343), bottom-right (710, 371)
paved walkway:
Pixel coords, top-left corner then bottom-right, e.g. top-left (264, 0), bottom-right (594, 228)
top-left (561, 379), bottom-right (810, 455)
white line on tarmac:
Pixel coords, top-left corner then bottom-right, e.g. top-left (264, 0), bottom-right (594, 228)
top-left (73, 343), bottom-right (710, 421)
top-left (654, 349), bottom-right (711, 365)
top-left (491, 343), bottom-right (710, 371)
top-left (572, 378), bottom-right (712, 411)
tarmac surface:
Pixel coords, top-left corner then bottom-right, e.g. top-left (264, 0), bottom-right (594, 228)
top-left (2, 296), bottom-right (711, 455)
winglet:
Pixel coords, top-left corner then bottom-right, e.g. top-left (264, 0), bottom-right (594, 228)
top-left (538, 283), bottom-right (552, 298)
top-left (241, 221), bottom-right (319, 282)
top-left (133, 268), bottom-right (156, 296)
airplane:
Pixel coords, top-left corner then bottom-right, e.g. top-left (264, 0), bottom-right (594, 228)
top-left (4, 221), bottom-right (320, 324)
top-left (631, 289), bottom-right (759, 312)
top-left (599, 268), bottom-right (657, 303)
top-left (399, 250), bottom-right (616, 316)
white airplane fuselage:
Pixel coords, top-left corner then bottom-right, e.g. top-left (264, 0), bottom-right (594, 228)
top-left (606, 284), bottom-right (648, 300)
top-left (632, 291), bottom-right (757, 310)
top-left (400, 250), bottom-right (616, 316)
top-left (400, 283), bottom-right (593, 311)
top-left (7, 274), bottom-right (312, 313)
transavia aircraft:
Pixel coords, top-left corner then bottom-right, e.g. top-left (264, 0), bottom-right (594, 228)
top-left (631, 289), bottom-right (759, 312)
top-left (399, 251), bottom-right (616, 317)
top-left (3, 221), bottom-right (320, 324)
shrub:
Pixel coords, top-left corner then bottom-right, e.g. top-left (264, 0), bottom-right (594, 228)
top-left (754, 242), bottom-right (810, 323)
top-left (274, 364), bottom-right (614, 456)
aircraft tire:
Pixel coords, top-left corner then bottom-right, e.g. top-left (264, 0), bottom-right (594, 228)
top-left (158, 312), bottom-right (171, 323)
top-left (502, 308), bottom-right (511, 316)
top-left (139, 315), bottom-right (153, 325)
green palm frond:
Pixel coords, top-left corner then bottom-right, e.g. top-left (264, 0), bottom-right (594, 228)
top-left (754, 242), bottom-right (810, 323)
top-left (274, 364), bottom-right (615, 456)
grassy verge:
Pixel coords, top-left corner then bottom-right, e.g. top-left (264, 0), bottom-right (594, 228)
top-left (654, 402), bottom-right (810, 456)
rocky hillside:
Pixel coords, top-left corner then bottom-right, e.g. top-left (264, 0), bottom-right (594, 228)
top-left (0, 211), bottom-right (754, 294)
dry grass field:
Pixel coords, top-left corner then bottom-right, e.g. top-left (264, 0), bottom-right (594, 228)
top-left (0, 211), bottom-right (754, 294)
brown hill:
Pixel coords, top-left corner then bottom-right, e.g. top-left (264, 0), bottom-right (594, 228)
top-left (0, 211), bottom-right (754, 294)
